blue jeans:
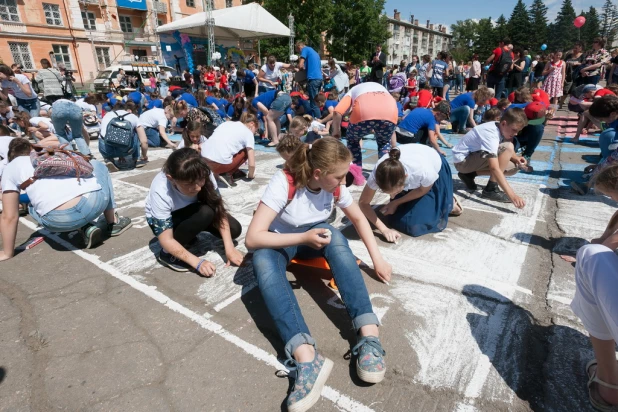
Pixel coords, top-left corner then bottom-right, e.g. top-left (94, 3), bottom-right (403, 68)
top-left (28, 160), bottom-right (115, 232)
top-left (600, 128), bottom-right (618, 160)
top-left (159, 82), bottom-right (169, 98)
top-left (517, 124), bottom-right (545, 157)
top-left (51, 100), bottom-right (91, 155)
top-left (586, 75), bottom-right (601, 86)
top-left (16, 97), bottom-right (40, 118)
top-left (98, 132), bottom-right (140, 161)
top-left (457, 74), bottom-right (465, 92)
top-left (252, 222), bottom-right (379, 359)
top-left (306, 79), bottom-right (323, 118)
top-left (144, 127), bottom-right (163, 147)
top-left (450, 106), bottom-right (470, 132)
top-left (487, 73), bottom-right (507, 99)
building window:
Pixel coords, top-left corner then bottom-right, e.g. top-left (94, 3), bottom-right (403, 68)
top-left (186, 0), bottom-right (195, 7)
top-left (52, 44), bottom-right (72, 69)
top-left (0, 0), bottom-right (20, 22)
top-left (43, 3), bottom-right (62, 26)
top-left (157, 19), bottom-right (163, 27)
top-left (119, 15), bottom-right (132, 33)
top-left (225, 0), bottom-right (232, 7)
top-left (96, 47), bottom-right (111, 69)
top-left (8, 42), bottom-right (33, 69)
top-left (81, 10), bottom-right (95, 30)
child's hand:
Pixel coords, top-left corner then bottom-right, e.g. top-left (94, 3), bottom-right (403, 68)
top-left (381, 228), bottom-right (402, 244)
top-left (373, 257), bottom-right (392, 283)
top-left (380, 201), bottom-right (399, 216)
top-left (510, 194), bottom-right (526, 209)
top-left (304, 228), bottom-right (331, 249)
top-left (197, 259), bottom-right (217, 277)
top-left (225, 248), bottom-right (245, 267)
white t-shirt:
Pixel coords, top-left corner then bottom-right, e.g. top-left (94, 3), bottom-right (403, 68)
top-left (75, 98), bottom-right (96, 112)
top-left (367, 144), bottom-right (441, 191)
top-left (259, 62), bottom-right (284, 89)
top-left (145, 171), bottom-right (217, 220)
top-left (1, 74), bottom-right (36, 100)
top-left (177, 135), bottom-right (207, 149)
top-left (309, 120), bottom-right (325, 132)
top-left (261, 170), bottom-right (354, 234)
top-left (201, 121), bottom-right (254, 164)
top-left (138, 108), bottom-right (168, 129)
top-left (1, 155), bottom-right (101, 216)
top-left (452, 122), bottom-right (501, 164)
top-left (30, 117), bottom-right (55, 134)
top-left (100, 110), bottom-right (138, 138)
top-left (0, 135), bottom-right (15, 180)
top-left (0, 106), bottom-right (14, 122)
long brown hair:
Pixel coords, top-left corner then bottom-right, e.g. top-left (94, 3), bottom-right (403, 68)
top-left (182, 120), bottom-right (202, 150)
top-left (162, 148), bottom-right (227, 229)
top-left (374, 148), bottom-right (406, 193)
top-left (287, 137), bottom-right (352, 188)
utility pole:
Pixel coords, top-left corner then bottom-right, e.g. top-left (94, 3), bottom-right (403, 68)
top-left (289, 14), bottom-right (295, 59)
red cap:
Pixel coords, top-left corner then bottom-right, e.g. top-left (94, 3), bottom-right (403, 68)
top-left (532, 89), bottom-right (550, 107)
top-left (595, 88), bottom-right (616, 98)
top-left (524, 101), bottom-right (547, 125)
top-left (489, 97), bottom-right (499, 107)
top-left (508, 92), bottom-right (515, 103)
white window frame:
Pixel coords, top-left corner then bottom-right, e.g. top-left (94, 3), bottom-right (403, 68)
top-left (81, 10), bottom-right (95, 30)
top-left (95, 47), bottom-right (111, 70)
top-left (0, 0), bottom-right (20, 23)
top-left (119, 15), bottom-right (133, 33)
top-left (8, 42), bottom-right (34, 70)
top-left (43, 3), bottom-right (63, 26)
top-left (52, 44), bottom-right (73, 69)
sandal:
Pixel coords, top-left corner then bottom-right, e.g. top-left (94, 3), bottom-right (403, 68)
top-left (587, 359), bottom-right (618, 411)
top-left (450, 196), bottom-right (464, 217)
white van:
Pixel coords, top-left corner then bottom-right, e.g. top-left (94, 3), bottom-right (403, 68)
top-left (93, 62), bottom-right (176, 92)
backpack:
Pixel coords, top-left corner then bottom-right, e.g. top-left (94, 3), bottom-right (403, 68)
top-left (104, 111), bottom-right (134, 149)
top-left (20, 145), bottom-right (93, 190)
top-left (492, 49), bottom-right (513, 76)
top-left (198, 106), bottom-right (224, 127)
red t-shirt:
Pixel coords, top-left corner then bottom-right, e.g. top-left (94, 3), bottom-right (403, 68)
top-left (205, 72), bottom-right (215, 86)
top-left (489, 97), bottom-right (499, 107)
top-left (407, 78), bottom-right (417, 88)
top-left (491, 47), bottom-right (514, 72)
top-left (220, 74), bottom-right (228, 88)
top-left (417, 89), bottom-right (433, 108)
top-left (595, 89), bottom-right (616, 98)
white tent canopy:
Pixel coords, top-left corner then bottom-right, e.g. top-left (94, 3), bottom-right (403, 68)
top-left (156, 3), bottom-right (290, 40)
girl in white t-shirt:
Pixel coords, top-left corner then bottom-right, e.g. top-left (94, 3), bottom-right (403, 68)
top-left (135, 105), bottom-right (175, 165)
top-left (178, 120), bottom-right (207, 152)
top-left (145, 148), bottom-right (243, 274)
top-left (359, 145), bottom-right (462, 241)
top-left (0, 138), bottom-right (132, 261)
top-left (245, 137), bottom-right (391, 411)
top-left (13, 112), bottom-right (58, 147)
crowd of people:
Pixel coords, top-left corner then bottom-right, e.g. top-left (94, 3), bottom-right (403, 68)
top-left (0, 34), bottom-right (617, 412)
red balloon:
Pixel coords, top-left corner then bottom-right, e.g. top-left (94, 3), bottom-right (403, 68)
top-left (574, 16), bottom-right (586, 28)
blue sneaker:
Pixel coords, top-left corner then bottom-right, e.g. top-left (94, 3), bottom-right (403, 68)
top-left (352, 336), bottom-right (386, 383)
top-left (284, 352), bottom-right (333, 412)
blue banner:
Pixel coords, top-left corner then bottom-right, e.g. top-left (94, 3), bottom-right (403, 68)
top-left (116, 0), bottom-right (147, 11)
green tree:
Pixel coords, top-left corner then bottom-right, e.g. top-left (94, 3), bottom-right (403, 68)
top-left (450, 19), bottom-right (479, 50)
top-left (528, 0), bottom-right (549, 52)
top-left (493, 14), bottom-right (509, 46)
top-left (582, 6), bottom-right (602, 48)
top-left (548, 0), bottom-right (577, 52)
top-left (474, 17), bottom-right (497, 59)
top-left (327, 0), bottom-right (390, 63)
top-left (600, 0), bottom-right (618, 47)
top-left (507, 0), bottom-right (531, 48)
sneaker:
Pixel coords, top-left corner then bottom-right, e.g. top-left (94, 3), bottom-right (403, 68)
top-left (135, 158), bottom-right (148, 168)
top-left (458, 172), bottom-right (477, 191)
top-left (570, 181), bottom-right (589, 196)
top-left (108, 214), bottom-right (132, 237)
top-left (352, 336), bottom-right (386, 383)
top-left (104, 158), bottom-right (119, 173)
top-left (231, 169), bottom-right (247, 180)
top-left (285, 352), bottom-right (334, 412)
top-left (481, 188), bottom-right (512, 203)
top-left (157, 250), bottom-right (191, 272)
top-left (81, 223), bottom-right (103, 249)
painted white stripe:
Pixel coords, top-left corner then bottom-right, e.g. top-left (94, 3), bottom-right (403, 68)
top-left (547, 294), bottom-right (573, 306)
top-left (213, 280), bottom-right (258, 312)
top-left (18, 217), bottom-right (373, 412)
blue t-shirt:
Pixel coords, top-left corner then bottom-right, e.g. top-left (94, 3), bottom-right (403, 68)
top-left (128, 91), bottom-right (143, 105)
top-left (148, 99), bottom-right (163, 109)
top-left (324, 100), bottom-right (338, 111)
top-left (399, 108), bottom-right (436, 134)
top-left (523, 55), bottom-right (532, 74)
top-left (205, 96), bottom-right (220, 107)
top-left (508, 103), bottom-right (529, 110)
top-left (252, 90), bottom-right (277, 109)
top-left (178, 92), bottom-right (198, 107)
top-left (396, 102), bottom-right (404, 118)
top-left (450, 92), bottom-right (476, 110)
top-left (300, 46), bottom-right (323, 81)
top-left (429, 60), bottom-right (448, 88)
top-left (244, 69), bottom-right (256, 84)
top-left (294, 98), bottom-right (312, 115)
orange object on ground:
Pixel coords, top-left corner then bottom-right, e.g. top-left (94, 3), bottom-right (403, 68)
top-left (289, 257), bottom-right (361, 291)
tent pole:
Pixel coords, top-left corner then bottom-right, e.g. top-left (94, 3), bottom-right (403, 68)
top-left (202, 0), bottom-right (215, 66)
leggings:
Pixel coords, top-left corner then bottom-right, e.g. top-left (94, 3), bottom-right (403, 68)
top-left (170, 203), bottom-right (242, 246)
top-left (346, 119), bottom-right (395, 166)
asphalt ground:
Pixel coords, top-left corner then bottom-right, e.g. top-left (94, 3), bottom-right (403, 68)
top-left (0, 110), bottom-right (616, 411)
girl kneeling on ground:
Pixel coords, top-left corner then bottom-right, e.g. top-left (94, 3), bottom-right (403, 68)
top-left (359, 144), bottom-right (461, 240)
top-left (0, 138), bottom-right (132, 260)
top-left (245, 137), bottom-right (391, 412)
top-left (145, 148), bottom-right (243, 274)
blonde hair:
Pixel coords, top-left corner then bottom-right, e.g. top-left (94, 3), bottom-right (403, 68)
top-left (240, 112), bottom-right (258, 127)
top-left (276, 133), bottom-right (303, 155)
top-left (173, 100), bottom-right (188, 117)
top-left (289, 116), bottom-right (309, 137)
top-left (591, 164), bottom-right (618, 192)
top-left (287, 137), bottom-right (352, 188)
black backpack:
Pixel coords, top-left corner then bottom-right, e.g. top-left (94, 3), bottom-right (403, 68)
top-left (493, 49), bottom-right (513, 76)
top-left (105, 111), bottom-right (134, 149)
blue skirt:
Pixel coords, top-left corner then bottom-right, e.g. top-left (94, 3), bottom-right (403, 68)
top-left (387, 154), bottom-right (453, 237)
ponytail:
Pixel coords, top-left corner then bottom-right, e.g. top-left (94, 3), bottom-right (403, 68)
top-left (287, 137), bottom-right (352, 188)
top-left (374, 148), bottom-right (406, 193)
top-left (173, 99), bottom-right (189, 117)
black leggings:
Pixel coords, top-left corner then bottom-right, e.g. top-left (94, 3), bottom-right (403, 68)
top-left (171, 203), bottom-right (242, 246)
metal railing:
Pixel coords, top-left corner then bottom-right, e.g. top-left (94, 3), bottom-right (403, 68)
top-left (152, 1), bottom-right (167, 14)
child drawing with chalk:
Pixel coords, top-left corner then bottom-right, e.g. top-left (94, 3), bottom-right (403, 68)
top-left (245, 137), bottom-right (391, 412)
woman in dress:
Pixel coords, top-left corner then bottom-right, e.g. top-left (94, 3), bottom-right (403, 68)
top-left (542, 50), bottom-right (566, 108)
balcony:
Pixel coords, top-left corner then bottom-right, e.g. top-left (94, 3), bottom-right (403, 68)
top-left (0, 20), bottom-right (26, 33)
top-left (80, 0), bottom-right (99, 4)
top-left (152, 1), bottom-right (167, 14)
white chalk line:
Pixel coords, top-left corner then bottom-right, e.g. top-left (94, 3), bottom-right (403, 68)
top-left (18, 217), bottom-right (373, 412)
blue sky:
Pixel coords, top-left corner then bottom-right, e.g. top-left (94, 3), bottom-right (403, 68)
top-left (384, 0), bottom-right (606, 32)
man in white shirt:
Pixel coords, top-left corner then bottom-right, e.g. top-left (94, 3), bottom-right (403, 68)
top-left (257, 55), bottom-right (292, 95)
top-left (452, 108), bottom-right (528, 208)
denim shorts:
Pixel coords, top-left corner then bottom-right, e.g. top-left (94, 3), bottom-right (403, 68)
top-left (271, 93), bottom-right (291, 113)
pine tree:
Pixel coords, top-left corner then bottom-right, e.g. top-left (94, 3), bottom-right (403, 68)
top-left (582, 6), bottom-right (602, 48)
top-left (528, 0), bottom-right (549, 52)
top-left (507, 0), bottom-right (531, 48)
top-left (600, 0), bottom-right (618, 47)
top-left (493, 14), bottom-right (509, 46)
top-left (473, 17), bottom-right (496, 59)
top-left (548, 0), bottom-right (578, 52)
